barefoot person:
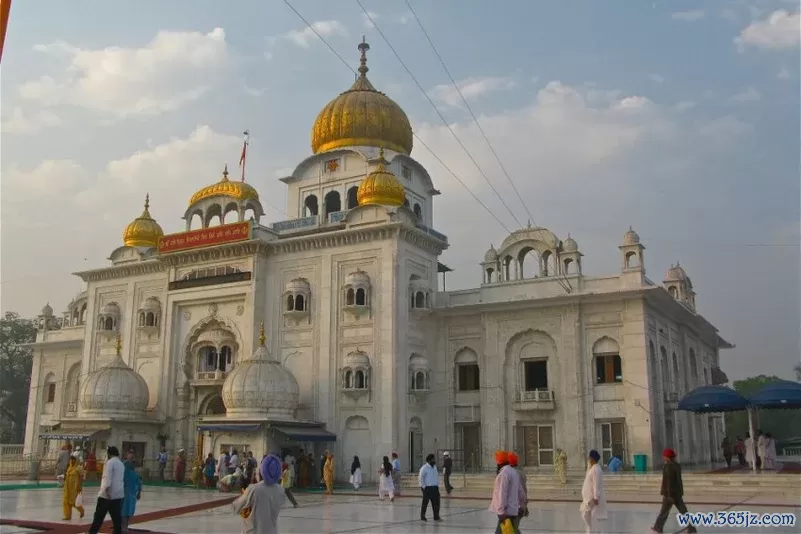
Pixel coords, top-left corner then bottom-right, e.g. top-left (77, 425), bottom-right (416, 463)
top-left (650, 449), bottom-right (697, 534)
top-left (88, 446), bottom-right (124, 534)
top-left (62, 456), bottom-right (85, 520)
top-left (580, 450), bottom-right (607, 534)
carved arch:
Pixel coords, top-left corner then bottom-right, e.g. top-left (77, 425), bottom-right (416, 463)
top-left (180, 315), bottom-right (244, 380)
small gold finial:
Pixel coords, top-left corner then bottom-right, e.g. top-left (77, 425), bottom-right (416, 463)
top-left (357, 37), bottom-right (370, 77)
top-left (115, 334), bottom-right (122, 355)
top-left (258, 322), bottom-right (266, 347)
top-left (222, 164), bottom-right (229, 181)
top-left (144, 193), bottom-right (150, 211)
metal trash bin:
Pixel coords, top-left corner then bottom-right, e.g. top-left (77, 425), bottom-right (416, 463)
top-left (633, 454), bottom-right (648, 473)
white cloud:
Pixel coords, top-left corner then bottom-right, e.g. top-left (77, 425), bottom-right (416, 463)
top-left (735, 10), bottom-right (801, 50)
top-left (672, 10), bottom-right (705, 21)
top-left (361, 11), bottom-right (379, 28)
top-left (649, 73), bottom-right (665, 83)
top-left (428, 76), bottom-right (516, 108)
top-left (282, 20), bottom-right (347, 48)
top-left (1, 107), bottom-right (61, 135)
top-left (244, 85), bottom-right (268, 97)
top-left (727, 87), bottom-right (762, 103)
top-left (18, 28), bottom-right (229, 119)
top-left (778, 66), bottom-right (791, 79)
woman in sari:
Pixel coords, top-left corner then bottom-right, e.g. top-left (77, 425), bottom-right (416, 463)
top-left (174, 449), bottom-right (186, 484)
top-left (62, 456), bottom-right (85, 520)
top-left (350, 456), bottom-right (362, 490)
top-left (323, 452), bottom-right (334, 495)
top-left (122, 460), bottom-right (142, 533)
top-left (204, 453), bottom-right (217, 487)
top-left (297, 454), bottom-right (308, 488)
top-left (554, 449), bottom-right (568, 485)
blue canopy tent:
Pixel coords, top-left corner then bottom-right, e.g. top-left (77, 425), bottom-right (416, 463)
top-left (678, 386), bottom-right (757, 472)
top-left (749, 380), bottom-right (801, 410)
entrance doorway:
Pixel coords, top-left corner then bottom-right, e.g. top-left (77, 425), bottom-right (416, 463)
top-left (599, 421), bottom-right (626, 465)
top-left (409, 417), bottom-right (423, 472)
top-left (518, 425), bottom-right (554, 466)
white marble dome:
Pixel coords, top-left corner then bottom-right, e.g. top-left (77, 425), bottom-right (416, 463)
top-left (221, 326), bottom-right (299, 419)
top-left (79, 341), bottom-right (149, 419)
top-left (665, 263), bottom-right (687, 281)
top-left (562, 235), bottom-right (578, 253)
top-left (140, 297), bottom-right (160, 313)
top-left (623, 227), bottom-right (640, 245)
top-left (344, 269), bottom-right (370, 288)
top-left (285, 278), bottom-right (311, 293)
top-left (344, 349), bottom-right (370, 369)
top-left (484, 245), bottom-right (498, 263)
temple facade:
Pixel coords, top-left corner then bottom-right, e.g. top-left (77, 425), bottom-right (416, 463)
top-left (22, 41), bottom-right (731, 479)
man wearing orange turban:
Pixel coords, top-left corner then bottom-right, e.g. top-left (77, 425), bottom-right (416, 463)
top-left (489, 451), bottom-right (526, 533)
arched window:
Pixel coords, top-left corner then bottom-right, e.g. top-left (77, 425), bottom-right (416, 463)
top-left (355, 288), bottom-right (366, 306)
top-left (563, 258), bottom-right (573, 274)
top-left (672, 352), bottom-right (679, 392)
top-left (294, 294), bottom-right (305, 311)
top-left (347, 186), bottom-right (359, 209)
top-left (219, 346), bottom-right (232, 372)
top-left (104, 317), bottom-right (114, 331)
top-left (145, 312), bottom-right (155, 327)
top-left (344, 370), bottom-right (354, 389)
top-left (346, 288), bottom-right (355, 306)
top-left (593, 337), bottom-right (622, 384)
top-left (324, 190), bottom-right (341, 216)
top-left (668, 286), bottom-right (678, 298)
top-left (286, 294), bottom-right (295, 312)
top-left (412, 371), bottom-right (427, 390)
top-left (414, 291), bottom-right (425, 309)
top-left (138, 312), bottom-right (146, 327)
top-left (355, 370), bottom-right (366, 389)
top-left (304, 195), bottom-right (319, 217)
top-left (455, 349), bottom-right (480, 391)
top-left (413, 203), bottom-right (422, 220)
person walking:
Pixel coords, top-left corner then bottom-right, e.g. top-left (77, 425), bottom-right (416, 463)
top-left (232, 454), bottom-right (287, 534)
top-left (156, 447), bottom-right (168, 482)
top-left (720, 437), bottom-right (733, 468)
top-left (378, 456), bottom-right (395, 502)
top-left (121, 458), bottom-right (142, 533)
top-left (508, 452), bottom-right (528, 525)
top-left (442, 451), bottom-right (453, 495)
top-left (62, 456), bottom-right (85, 520)
top-left (418, 453), bottom-right (442, 522)
top-left (56, 444), bottom-right (72, 485)
top-left (174, 449), bottom-right (186, 484)
top-left (350, 456), bottom-right (362, 490)
top-left (579, 450), bottom-right (607, 534)
top-left (88, 446), bottom-right (125, 534)
top-left (489, 451), bottom-right (525, 534)
top-left (203, 453), bottom-right (217, 488)
top-left (323, 451), bottom-right (335, 495)
top-left (281, 463), bottom-right (299, 508)
top-left (734, 437), bottom-right (746, 466)
top-left (650, 448), bottom-right (697, 534)
top-left (391, 452), bottom-right (402, 496)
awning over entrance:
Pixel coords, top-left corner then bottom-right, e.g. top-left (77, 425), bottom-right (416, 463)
top-left (270, 425), bottom-right (336, 442)
top-left (197, 423), bottom-right (262, 433)
top-left (39, 428), bottom-right (109, 440)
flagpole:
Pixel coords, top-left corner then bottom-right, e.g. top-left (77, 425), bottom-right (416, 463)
top-left (239, 130), bottom-right (250, 181)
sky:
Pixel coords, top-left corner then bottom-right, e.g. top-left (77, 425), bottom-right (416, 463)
top-left (1, 0), bottom-right (799, 382)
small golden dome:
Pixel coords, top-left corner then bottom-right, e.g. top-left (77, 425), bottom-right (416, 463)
top-left (311, 39), bottom-right (413, 156)
top-left (357, 148), bottom-right (406, 207)
top-left (123, 194), bottom-right (164, 248)
top-left (189, 165), bottom-right (259, 206)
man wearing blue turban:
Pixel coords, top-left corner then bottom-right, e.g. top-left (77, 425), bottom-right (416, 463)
top-left (232, 454), bottom-right (286, 534)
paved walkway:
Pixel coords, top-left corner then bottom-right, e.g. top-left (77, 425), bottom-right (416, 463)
top-left (1, 485), bottom-right (798, 533)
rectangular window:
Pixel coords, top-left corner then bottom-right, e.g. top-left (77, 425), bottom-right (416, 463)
top-left (457, 364), bottom-right (480, 391)
top-left (523, 360), bottom-right (548, 390)
top-left (46, 383), bottom-right (56, 403)
top-left (600, 421), bottom-right (626, 465)
top-left (595, 355), bottom-right (622, 384)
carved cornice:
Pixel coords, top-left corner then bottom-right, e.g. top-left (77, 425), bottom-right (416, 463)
top-left (73, 260), bottom-right (166, 282)
top-left (158, 240), bottom-right (270, 267)
top-left (270, 222), bottom-right (447, 255)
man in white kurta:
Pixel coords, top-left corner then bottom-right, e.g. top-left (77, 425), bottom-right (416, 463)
top-left (744, 433), bottom-right (756, 469)
top-left (580, 450), bottom-right (607, 534)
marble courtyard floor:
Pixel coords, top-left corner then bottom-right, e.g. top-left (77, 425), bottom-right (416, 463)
top-left (1, 485), bottom-right (799, 533)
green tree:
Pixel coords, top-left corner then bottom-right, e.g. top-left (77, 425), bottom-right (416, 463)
top-left (725, 375), bottom-right (801, 447)
top-left (0, 312), bottom-right (36, 443)
top-left (794, 362), bottom-right (801, 382)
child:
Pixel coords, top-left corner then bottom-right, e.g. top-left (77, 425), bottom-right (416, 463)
top-left (281, 463), bottom-right (299, 508)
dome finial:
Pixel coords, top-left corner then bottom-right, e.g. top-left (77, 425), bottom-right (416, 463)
top-left (258, 322), bottom-right (266, 347)
top-left (115, 334), bottom-right (122, 356)
top-left (357, 36), bottom-right (370, 77)
top-left (222, 164), bottom-right (229, 182)
top-left (144, 193), bottom-right (150, 211)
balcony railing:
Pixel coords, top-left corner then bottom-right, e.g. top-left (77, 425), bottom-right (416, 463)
top-left (271, 216), bottom-right (318, 232)
top-left (518, 389), bottom-right (555, 402)
top-left (195, 370), bottom-right (229, 380)
top-left (328, 210), bottom-right (349, 223)
top-left (416, 224), bottom-right (448, 243)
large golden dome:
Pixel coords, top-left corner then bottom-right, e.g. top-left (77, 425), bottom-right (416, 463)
top-left (123, 194), bottom-right (164, 248)
top-left (189, 165), bottom-right (259, 206)
top-left (311, 40), bottom-right (413, 156)
top-left (357, 149), bottom-right (406, 207)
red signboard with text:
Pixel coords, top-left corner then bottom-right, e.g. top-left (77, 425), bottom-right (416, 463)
top-left (158, 221), bottom-right (252, 254)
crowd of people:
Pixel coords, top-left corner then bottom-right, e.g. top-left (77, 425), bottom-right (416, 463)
top-left (721, 430), bottom-right (778, 470)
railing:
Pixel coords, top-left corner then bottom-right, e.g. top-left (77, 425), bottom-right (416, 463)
top-left (0, 444), bottom-right (24, 456)
top-left (196, 370), bottom-right (229, 380)
top-left (782, 446), bottom-right (801, 457)
top-left (328, 210), bottom-right (349, 223)
top-left (416, 224), bottom-right (448, 243)
top-left (517, 389), bottom-right (555, 402)
top-left (271, 216), bottom-right (318, 232)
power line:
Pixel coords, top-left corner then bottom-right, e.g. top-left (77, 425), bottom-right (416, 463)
top-left (355, 1), bottom-right (524, 230)
top-left (405, 0), bottom-right (536, 226)
top-left (282, 0), bottom-right (355, 74)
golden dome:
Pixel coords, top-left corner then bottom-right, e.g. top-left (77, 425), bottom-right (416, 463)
top-left (189, 165), bottom-right (259, 206)
top-left (123, 194), bottom-right (164, 248)
top-left (357, 148), bottom-right (406, 207)
top-left (311, 39), bottom-right (413, 156)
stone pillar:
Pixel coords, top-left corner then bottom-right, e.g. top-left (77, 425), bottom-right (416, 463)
top-left (175, 385), bottom-right (191, 453)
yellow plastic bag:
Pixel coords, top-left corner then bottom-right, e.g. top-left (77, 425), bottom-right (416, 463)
top-left (500, 518), bottom-right (516, 534)
top-left (239, 488), bottom-right (251, 519)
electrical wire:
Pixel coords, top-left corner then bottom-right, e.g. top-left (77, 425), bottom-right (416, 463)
top-left (404, 0), bottom-right (536, 226)
top-left (355, 0), bottom-right (524, 230)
